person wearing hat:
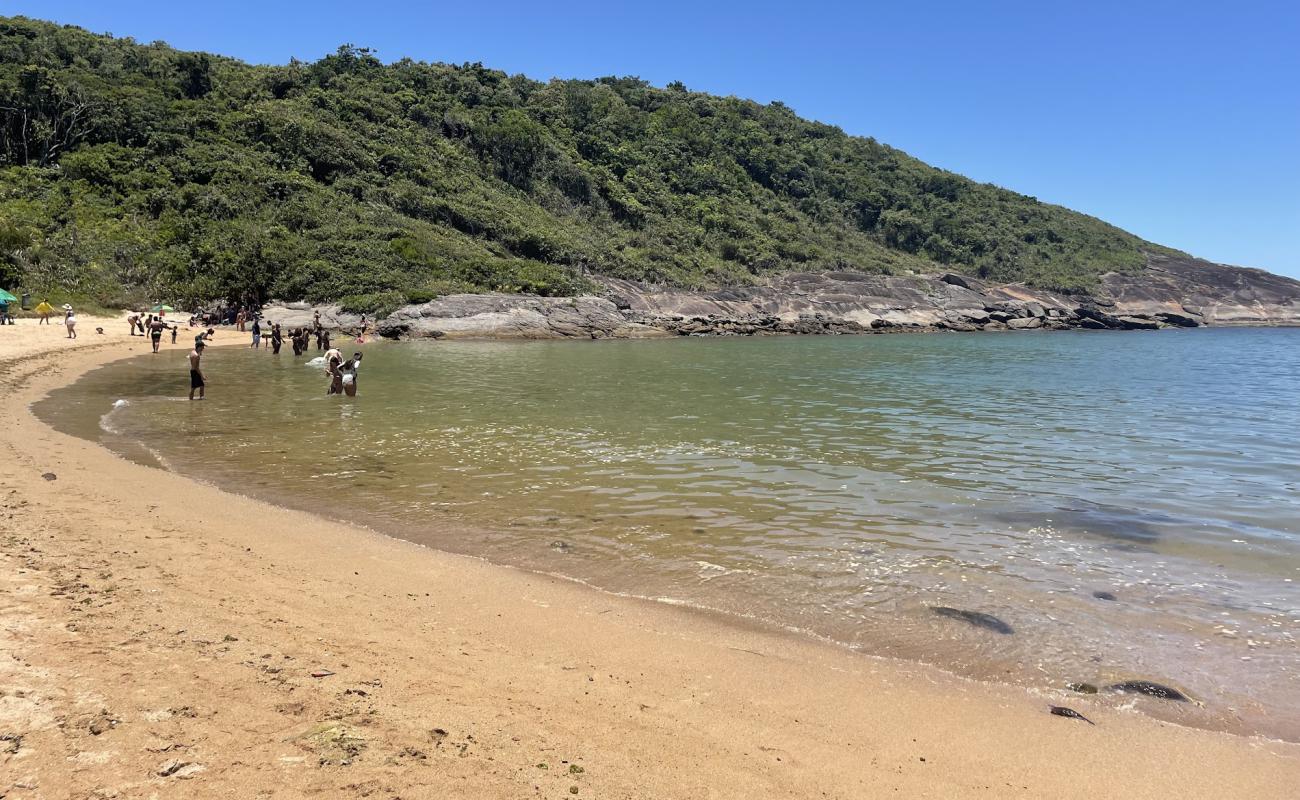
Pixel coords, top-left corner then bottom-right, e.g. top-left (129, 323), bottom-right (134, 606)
top-left (188, 340), bottom-right (206, 400)
top-left (63, 304), bottom-right (77, 339)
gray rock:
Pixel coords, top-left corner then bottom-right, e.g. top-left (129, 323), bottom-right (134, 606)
top-left (1007, 317), bottom-right (1043, 329)
top-left (378, 294), bottom-right (666, 340)
top-left (269, 253), bottom-right (1299, 341)
top-left (1116, 316), bottom-right (1161, 330)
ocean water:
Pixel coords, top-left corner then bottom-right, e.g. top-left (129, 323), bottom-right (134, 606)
top-left (37, 328), bottom-right (1300, 739)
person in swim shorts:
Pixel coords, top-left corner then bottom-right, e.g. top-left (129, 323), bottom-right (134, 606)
top-left (189, 341), bottom-right (206, 400)
top-left (149, 316), bottom-right (166, 353)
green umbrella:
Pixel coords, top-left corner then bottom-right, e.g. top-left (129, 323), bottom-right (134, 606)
top-left (150, 303), bottom-right (176, 312)
top-left (0, 288), bottom-right (17, 303)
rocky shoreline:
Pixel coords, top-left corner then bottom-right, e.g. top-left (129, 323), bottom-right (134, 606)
top-left (260, 254), bottom-right (1300, 340)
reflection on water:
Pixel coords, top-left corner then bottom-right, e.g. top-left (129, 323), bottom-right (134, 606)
top-left (37, 328), bottom-right (1300, 739)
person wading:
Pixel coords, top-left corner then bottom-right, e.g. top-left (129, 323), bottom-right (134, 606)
top-left (189, 341), bottom-right (206, 400)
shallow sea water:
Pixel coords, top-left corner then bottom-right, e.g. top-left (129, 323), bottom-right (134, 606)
top-left (37, 328), bottom-right (1300, 739)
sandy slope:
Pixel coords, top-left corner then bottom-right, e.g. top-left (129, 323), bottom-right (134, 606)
top-left (0, 316), bottom-right (1297, 799)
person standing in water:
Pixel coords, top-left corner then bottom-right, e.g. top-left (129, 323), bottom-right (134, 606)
top-left (270, 323), bottom-right (283, 354)
top-left (149, 315), bottom-right (166, 353)
top-left (250, 316), bottom-right (261, 349)
top-left (324, 347), bottom-right (343, 395)
top-left (340, 351), bottom-right (363, 397)
top-left (188, 341), bottom-right (206, 400)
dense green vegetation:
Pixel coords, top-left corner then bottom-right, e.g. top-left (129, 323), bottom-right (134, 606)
top-left (1, 16), bottom-right (1173, 309)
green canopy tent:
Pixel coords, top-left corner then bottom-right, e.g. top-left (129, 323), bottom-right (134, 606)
top-left (0, 288), bottom-right (17, 303)
top-left (150, 303), bottom-right (176, 313)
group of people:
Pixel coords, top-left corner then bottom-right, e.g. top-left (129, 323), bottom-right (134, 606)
top-left (126, 311), bottom-right (180, 353)
top-left (187, 310), bottom-right (367, 400)
top-left (4, 298), bottom-right (77, 335)
top-left (189, 301), bottom-right (262, 329)
top-left (324, 347), bottom-right (363, 397)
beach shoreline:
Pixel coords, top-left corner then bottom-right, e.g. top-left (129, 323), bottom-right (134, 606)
top-left (2, 318), bottom-right (1298, 798)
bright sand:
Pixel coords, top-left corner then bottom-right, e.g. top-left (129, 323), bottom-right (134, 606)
top-left (1, 317), bottom-right (1297, 798)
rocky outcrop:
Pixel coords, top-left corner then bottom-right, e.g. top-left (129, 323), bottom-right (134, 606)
top-left (1101, 254), bottom-right (1300, 326)
top-left (375, 294), bottom-right (665, 340)
top-left (255, 302), bottom-right (364, 331)
top-left (262, 254), bottom-right (1300, 341)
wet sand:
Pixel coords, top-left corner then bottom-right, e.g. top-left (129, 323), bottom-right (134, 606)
top-left (1, 316), bottom-right (1298, 798)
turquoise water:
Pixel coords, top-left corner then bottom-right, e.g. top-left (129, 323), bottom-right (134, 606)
top-left (38, 328), bottom-right (1300, 739)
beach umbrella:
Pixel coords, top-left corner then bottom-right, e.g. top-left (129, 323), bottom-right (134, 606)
top-left (0, 288), bottom-right (17, 303)
top-left (151, 303), bottom-right (176, 312)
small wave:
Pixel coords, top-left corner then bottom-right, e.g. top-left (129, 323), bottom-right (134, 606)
top-left (99, 398), bottom-right (130, 435)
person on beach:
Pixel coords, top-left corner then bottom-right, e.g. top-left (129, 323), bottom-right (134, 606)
top-left (195, 327), bottom-right (215, 347)
top-left (126, 311), bottom-right (140, 335)
top-left (149, 316), bottom-right (166, 353)
top-left (250, 317), bottom-right (261, 348)
top-left (35, 300), bottom-right (54, 324)
top-left (236, 308), bottom-right (246, 332)
top-left (189, 341), bottom-right (206, 400)
top-left (170, 324), bottom-right (178, 345)
top-left (63, 305), bottom-right (77, 338)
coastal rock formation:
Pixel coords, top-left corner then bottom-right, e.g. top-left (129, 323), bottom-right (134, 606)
top-left (264, 255), bottom-right (1300, 341)
top-left (1102, 254), bottom-right (1300, 326)
top-left (253, 303), bottom-right (364, 332)
top-left (376, 294), bottom-right (666, 340)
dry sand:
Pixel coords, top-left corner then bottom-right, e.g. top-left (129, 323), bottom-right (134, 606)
top-left (1, 316), bottom-right (1297, 799)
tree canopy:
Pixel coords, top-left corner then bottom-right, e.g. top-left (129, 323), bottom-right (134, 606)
top-left (0, 16), bottom-right (1176, 310)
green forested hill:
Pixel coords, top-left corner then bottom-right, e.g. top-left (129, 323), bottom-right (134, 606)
top-left (1, 16), bottom-right (1175, 310)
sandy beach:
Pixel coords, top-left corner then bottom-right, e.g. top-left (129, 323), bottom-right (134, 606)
top-left (1, 317), bottom-right (1298, 799)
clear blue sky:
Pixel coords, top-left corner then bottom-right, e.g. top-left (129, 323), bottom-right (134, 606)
top-left (10, 0), bottom-right (1299, 277)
